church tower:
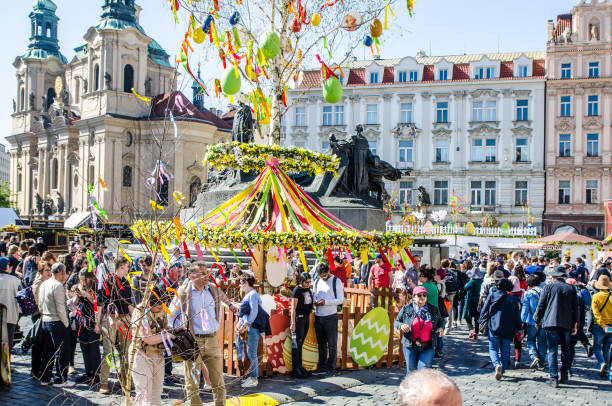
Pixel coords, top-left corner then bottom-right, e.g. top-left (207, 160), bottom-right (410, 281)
top-left (192, 65), bottom-right (205, 111)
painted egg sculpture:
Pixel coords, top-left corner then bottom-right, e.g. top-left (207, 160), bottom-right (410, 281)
top-left (283, 314), bottom-right (318, 371)
top-left (266, 247), bottom-right (287, 287)
top-left (348, 307), bottom-right (390, 367)
top-left (265, 313), bottom-right (290, 374)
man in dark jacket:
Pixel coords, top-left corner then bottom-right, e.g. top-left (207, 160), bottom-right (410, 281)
top-left (534, 266), bottom-right (579, 387)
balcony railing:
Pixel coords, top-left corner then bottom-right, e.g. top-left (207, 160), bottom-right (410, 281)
top-left (386, 223), bottom-right (538, 237)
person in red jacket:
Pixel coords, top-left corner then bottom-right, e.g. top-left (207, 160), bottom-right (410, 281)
top-left (331, 255), bottom-right (347, 286)
top-left (369, 253), bottom-right (392, 290)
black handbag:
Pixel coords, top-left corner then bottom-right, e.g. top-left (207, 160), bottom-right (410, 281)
top-left (171, 328), bottom-right (200, 362)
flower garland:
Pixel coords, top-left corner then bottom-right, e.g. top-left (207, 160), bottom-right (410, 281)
top-left (131, 220), bottom-right (413, 253)
top-left (204, 142), bottom-right (340, 176)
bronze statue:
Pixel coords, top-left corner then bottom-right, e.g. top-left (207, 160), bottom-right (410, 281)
top-left (368, 156), bottom-right (402, 201)
top-left (417, 186), bottom-right (431, 207)
top-left (232, 102), bottom-right (254, 143)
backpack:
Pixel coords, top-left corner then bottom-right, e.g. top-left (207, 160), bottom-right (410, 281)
top-left (444, 270), bottom-right (458, 294)
top-left (316, 276), bottom-right (343, 312)
top-left (15, 285), bottom-right (38, 315)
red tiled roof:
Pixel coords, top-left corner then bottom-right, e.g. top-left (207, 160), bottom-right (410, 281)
top-left (382, 67), bottom-right (394, 84)
top-left (150, 91), bottom-right (231, 130)
top-left (533, 60), bottom-right (545, 77)
top-left (453, 64), bottom-right (469, 80)
top-left (300, 70), bottom-right (320, 88)
top-left (422, 65), bottom-right (434, 81)
top-left (552, 14), bottom-right (572, 42)
top-left (500, 61), bottom-right (514, 78)
top-left (347, 69), bottom-right (365, 86)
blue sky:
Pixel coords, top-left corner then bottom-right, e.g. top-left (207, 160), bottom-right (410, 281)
top-left (1, 0), bottom-right (579, 146)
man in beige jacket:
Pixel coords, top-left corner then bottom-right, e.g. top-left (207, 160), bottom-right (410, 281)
top-left (171, 261), bottom-right (236, 406)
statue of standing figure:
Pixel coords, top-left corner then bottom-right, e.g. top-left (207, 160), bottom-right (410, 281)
top-left (232, 101), bottom-right (254, 143)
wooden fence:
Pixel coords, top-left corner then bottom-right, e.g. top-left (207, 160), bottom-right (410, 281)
top-left (215, 284), bottom-right (407, 377)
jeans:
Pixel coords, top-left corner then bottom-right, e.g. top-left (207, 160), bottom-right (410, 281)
top-left (78, 327), bottom-right (101, 377)
top-left (488, 333), bottom-right (511, 372)
top-left (544, 327), bottom-right (571, 380)
top-left (41, 321), bottom-right (71, 382)
top-left (403, 345), bottom-right (434, 375)
top-left (447, 293), bottom-right (456, 324)
top-left (314, 313), bottom-right (338, 371)
top-left (592, 324), bottom-right (612, 370)
top-left (246, 326), bottom-right (261, 378)
top-left (292, 314), bottom-right (309, 371)
top-left (526, 325), bottom-right (547, 363)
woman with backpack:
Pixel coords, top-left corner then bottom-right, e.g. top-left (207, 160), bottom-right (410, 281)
top-left (479, 278), bottom-right (522, 381)
top-left (394, 285), bottom-right (443, 375)
top-left (591, 275), bottom-right (612, 380)
top-left (463, 268), bottom-right (484, 340)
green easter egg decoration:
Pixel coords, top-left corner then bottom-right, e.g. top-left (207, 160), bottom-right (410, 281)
top-left (260, 31), bottom-right (281, 60)
top-left (323, 76), bottom-right (342, 104)
top-left (221, 67), bottom-right (241, 95)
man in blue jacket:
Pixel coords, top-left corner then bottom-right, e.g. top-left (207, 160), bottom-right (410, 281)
top-left (534, 266), bottom-right (578, 388)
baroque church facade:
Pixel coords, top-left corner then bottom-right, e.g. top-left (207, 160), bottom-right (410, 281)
top-left (7, 0), bottom-right (231, 224)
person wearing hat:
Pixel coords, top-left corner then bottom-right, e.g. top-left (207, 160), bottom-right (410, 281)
top-left (130, 285), bottom-right (175, 406)
top-left (591, 275), bottom-right (612, 380)
top-left (0, 256), bottom-right (20, 353)
top-left (478, 268), bottom-right (505, 311)
top-left (394, 285), bottom-right (443, 375)
top-left (534, 265), bottom-right (579, 387)
top-left (463, 268), bottom-right (484, 340)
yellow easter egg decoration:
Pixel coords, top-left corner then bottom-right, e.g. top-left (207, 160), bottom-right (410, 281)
top-left (311, 13), bottom-right (321, 27)
top-left (370, 18), bottom-right (382, 38)
top-left (193, 26), bottom-right (205, 44)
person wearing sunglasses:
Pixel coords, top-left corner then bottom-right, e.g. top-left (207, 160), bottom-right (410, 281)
top-left (394, 285), bottom-right (443, 375)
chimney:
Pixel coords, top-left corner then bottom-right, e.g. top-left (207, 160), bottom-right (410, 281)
top-left (547, 20), bottom-right (554, 42)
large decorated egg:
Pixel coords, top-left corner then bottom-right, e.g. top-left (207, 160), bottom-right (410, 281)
top-left (265, 247), bottom-right (287, 287)
top-left (369, 18), bottom-right (383, 38)
top-left (348, 307), bottom-right (390, 367)
top-left (341, 11), bottom-right (362, 31)
top-left (311, 13), bottom-right (321, 27)
top-left (221, 67), bottom-right (241, 96)
top-left (261, 294), bottom-right (276, 315)
top-left (323, 77), bottom-right (342, 104)
top-left (283, 314), bottom-right (318, 371)
top-left (265, 314), bottom-right (290, 374)
top-left (259, 31), bottom-right (281, 60)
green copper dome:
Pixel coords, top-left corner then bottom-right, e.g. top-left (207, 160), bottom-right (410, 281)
top-left (22, 0), bottom-right (66, 63)
top-left (32, 0), bottom-right (57, 12)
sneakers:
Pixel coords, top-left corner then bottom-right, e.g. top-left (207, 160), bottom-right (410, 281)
top-left (241, 377), bottom-right (258, 388)
top-left (75, 374), bottom-right (92, 384)
top-left (202, 383), bottom-right (212, 391)
top-left (587, 345), bottom-right (593, 358)
top-left (548, 378), bottom-right (559, 388)
top-left (600, 363), bottom-right (608, 378)
top-left (99, 383), bottom-right (110, 394)
top-left (495, 365), bottom-right (503, 381)
top-left (68, 366), bottom-right (77, 375)
top-left (52, 379), bottom-right (75, 388)
top-left (530, 358), bottom-right (540, 369)
top-left (468, 330), bottom-right (475, 339)
top-left (40, 380), bottom-right (51, 386)
top-left (514, 361), bottom-right (520, 370)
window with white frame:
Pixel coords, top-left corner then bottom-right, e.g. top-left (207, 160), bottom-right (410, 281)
top-left (516, 99), bottom-right (528, 121)
top-left (399, 181), bottom-right (413, 205)
top-left (398, 71), bottom-right (407, 83)
top-left (515, 181), bottom-right (528, 206)
top-left (484, 181), bottom-right (496, 206)
top-left (485, 101), bottom-right (496, 121)
top-left (399, 140), bottom-right (413, 165)
top-left (435, 139), bottom-right (449, 162)
top-left (370, 72), bottom-right (379, 84)
top-left (560, 96), bottom-right (571, 117)
top-left (322, 106), bottom-right (333, 126)
top-left (368, 141), bottom-right (377, 156)
top-left (588, 62), bottom-right (599, 78)
top-left (558, 180), bottom-right (571, 204)
top-left (515, 138), bottom-right (529, 162)
top-left (586, 133), bottom-right (599, 157)
top-left (561, 63), bottom-right (571, 79)
top-left (485, 139), bottom-right (497, 162)
top-left (471, 139), bottom-right (483, 162)
top-left (470, 181), bottom-right (482, 210)
top-left (400, 103), bottom-right (413, 123)
top-left (559, 134), bottom-right (571, 157)
top-left (295, 107), bottom-right (306, 126)
top-left (439, 69), bottom-right (448, 81)
top-left (436, 102), bottom-right (449, 123)
top-left (334, 105), bottom-right (344, 125)
top-left (486, 67), bottom-right (495, 79)
top-left (472, 101), bottom-right (484, 122)
top-left (586, 180), bottom-right (598, 204)
top-left (366, 104), bottom-right (378, 124)
top-left (588, 95), bottom-right (599, 116)
top-left (474, 67), bottom-right (484, 79)
top-left (518, 65), bottom-right (528, 78)
top-left (409, 71), bottom-right (418, 82)
top-left (434, 181), bottom-right (448, 205)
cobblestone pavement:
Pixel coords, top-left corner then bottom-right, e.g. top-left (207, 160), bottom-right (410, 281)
top-left (2, 319), bottom-right (610, 405)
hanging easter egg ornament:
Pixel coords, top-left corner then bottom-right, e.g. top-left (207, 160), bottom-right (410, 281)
top-left (221, 67), bottom-right (241, 95)
top-left (260, 31), bottom-right (281, 60)
top-left (370, 18), bottom-right (383, 38)
top-left (323, 76), bottom-right (342, 104)
top-left (193, 26), bottom-right (205, 44)
top-left (363, 35), bottom-right (373, 47)
top-left (311, 13), bottom-right (321, 27)
top-left (202, 14), bottom-right (213, 34)
top-left (341, 11), bottom-right (362, 32)
top-left (291, 17), bottom-right (302, 33)
top-left (229, 11), bottom-right (240, 26)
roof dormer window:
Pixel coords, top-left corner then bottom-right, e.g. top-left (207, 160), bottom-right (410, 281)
top-left (439, 69), bottom-right (448, 81)
top-left (370, 72), bottom-right (379, 84)
top-left (518, 65), bottom-right (528, 78)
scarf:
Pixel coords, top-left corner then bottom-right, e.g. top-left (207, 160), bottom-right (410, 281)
top-left (413, 302), bottom-right (431, 322)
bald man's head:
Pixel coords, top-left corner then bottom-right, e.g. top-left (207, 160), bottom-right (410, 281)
top-left (399, 369), bottom-right (462, 406)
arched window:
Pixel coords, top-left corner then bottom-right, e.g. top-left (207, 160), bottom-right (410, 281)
top-left (157, 180), bottom-right (169, 206)
top-left (189, 177), bottom-right (201, 206)
top-left (19, 87), bottom-right (25, 111)
top-left (94, 64), bottom-right (100, 91)
top-left (37, 24), bottom-right (42, 36)
top-left (122, 166), bottom-right (132, 187)
top-left (45, 23), bottom-right (51, 37)
top-left (51, 158), bottom-right (59, 189)
top-left (123, 64), bottom-right (134, 93)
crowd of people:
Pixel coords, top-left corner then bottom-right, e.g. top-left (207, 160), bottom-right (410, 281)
top-left (0, 234), bottom-right (611, 405)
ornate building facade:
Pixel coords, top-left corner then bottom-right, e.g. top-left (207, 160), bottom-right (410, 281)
top-left (544, 0), bottom-right (612, 239)
top-left (286, 53), bottom-right (546, 228)
top-left (7, 0), bottom-right (230, 223)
